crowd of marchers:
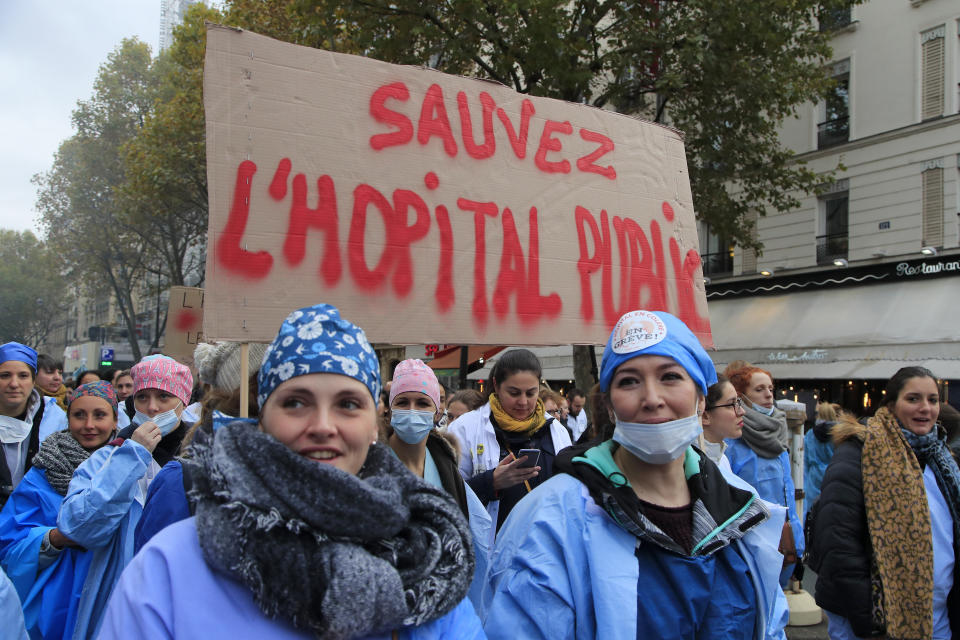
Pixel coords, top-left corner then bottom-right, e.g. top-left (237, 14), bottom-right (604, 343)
top-left (0, 304), bottom-right (957, 640)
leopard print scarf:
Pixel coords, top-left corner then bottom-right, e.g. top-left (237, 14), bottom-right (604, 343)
top-left (861, 406), bottom-right (934, 640)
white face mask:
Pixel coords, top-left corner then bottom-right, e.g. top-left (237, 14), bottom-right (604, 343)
top-left (0, 415), bottom-right (32, 444)
top-left (612, 406), bottom-right (702, 465)
top-left (133, 402), bottom-right (183, 436)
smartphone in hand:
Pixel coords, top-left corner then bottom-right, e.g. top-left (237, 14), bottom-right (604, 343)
top-left (516, 449), bottom-right (541, 468)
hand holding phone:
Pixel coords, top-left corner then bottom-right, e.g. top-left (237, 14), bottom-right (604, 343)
top-left (516, 449), bottom-right (540, 468)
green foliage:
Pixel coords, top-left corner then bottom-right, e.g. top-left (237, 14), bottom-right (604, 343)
top-left (33, 38), bottom-right (157, 360)
top-left (225, 0), bottom-right (857, 248)
top-left (120, 3), bottom-right (223, 288)
top-left (0, 230), bottom-right (68, 346)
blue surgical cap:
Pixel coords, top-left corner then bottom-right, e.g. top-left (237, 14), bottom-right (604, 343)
top-left (598, 310), bottom-right (717, 395)
top-left (0, 342), bottom-right (38, 373)
top-left (258, 303), bottom-right (381, 408)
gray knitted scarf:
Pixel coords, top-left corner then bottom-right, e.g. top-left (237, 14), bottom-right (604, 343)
top-left (31, 430), bottom-right (96, 495)
top-left (739, 400), bottom-right (789, 459)
top-left (187, 423), bottom-right (474, 640)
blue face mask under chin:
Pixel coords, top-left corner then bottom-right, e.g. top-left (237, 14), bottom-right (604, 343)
top-left (754, 403), bottom-right (776, 416)
top-left (133, 402), bottom-right (183, 436)
top-left (391, 409), bottom-right (436, 444)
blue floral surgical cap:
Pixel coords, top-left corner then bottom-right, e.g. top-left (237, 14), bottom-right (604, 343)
top-left (257, 304), bottom-right (381, 408)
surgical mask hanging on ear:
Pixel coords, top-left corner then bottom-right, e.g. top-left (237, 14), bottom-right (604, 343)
top-left (754, 404), bottom-right (776, 417)
top-left (612, 408), bottom-right (702, 465)
top-left (0, 415), bottom-right (32, 444)
top-left (391, 409), bottom-right (435, 444)
top-left (132, 402), bottom-right (183, 436)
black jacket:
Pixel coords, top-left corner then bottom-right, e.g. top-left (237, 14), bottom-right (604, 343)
top-left (811, 425), bottom-right (960, 637)
top-left (467, 415), bottom-right (562, 531)
top-left (809, 437), bottom-right (879, 635)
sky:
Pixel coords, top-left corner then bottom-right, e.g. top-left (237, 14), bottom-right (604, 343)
top-left (0, 1), bottom-right (160, 235)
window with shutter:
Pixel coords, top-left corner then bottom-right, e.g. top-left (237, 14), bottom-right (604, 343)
top-left (739, 210), bottom-right (758, 274)
top-left (922, 167), bottom-right (944, 248)
top-left (921, 26), bottom-right (945, 120)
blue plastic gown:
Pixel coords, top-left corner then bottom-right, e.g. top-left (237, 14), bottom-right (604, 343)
top-left (725, 439), bottom-right (804, 585)
top-left (1, 565), bottom-right (28, 640)
top-left (0, 468), bottom-right (93, 639)
top-left (40, 395), bottom-right (68, 441)
top-left (134, 454), bottom-right (495, 618)
top-left (483, 472), bottom-right (788, 640)
top-left (99, 517), bottom-right (486, 639)
top-left (803, 429), bottom-right (834, 519)
top-left (56, 440), bottom-right (157, 639)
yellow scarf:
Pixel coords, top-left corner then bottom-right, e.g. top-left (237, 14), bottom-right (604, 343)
top-left (41, 384), bottom-right (69, 411)
top-left (489, 394), bottom-right (546, 437)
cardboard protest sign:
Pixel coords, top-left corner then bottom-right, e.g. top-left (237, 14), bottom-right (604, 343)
top-left (203, 25), bottom-right (712, 347)
top-left (165, 286), bottom-right (204, 365)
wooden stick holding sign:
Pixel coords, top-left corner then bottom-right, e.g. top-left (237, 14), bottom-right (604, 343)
top-left (240, 343), bottom-right (249, 418)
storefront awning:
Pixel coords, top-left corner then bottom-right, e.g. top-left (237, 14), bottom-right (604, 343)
top-left (708, 277), bottom-right (960, 379)
top-left (467, 346), bottom-right (584, 381)
top-left (427, 346), bottom-right (505, 371)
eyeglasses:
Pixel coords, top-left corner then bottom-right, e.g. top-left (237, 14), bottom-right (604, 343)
top-left (706, 398), bottom-right (745, 413)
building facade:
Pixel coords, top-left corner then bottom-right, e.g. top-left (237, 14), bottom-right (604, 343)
top-left (160, 0), bottom-right (203, 52)
top-left (407, 1), bottom-right (960, 414)
top-left (703, 0), bottom-right (960, 410)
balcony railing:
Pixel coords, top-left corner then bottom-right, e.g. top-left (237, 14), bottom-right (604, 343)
top-left (700, 251), bottom-right (734, 277)
top-left (818, 116), bottom-right (849, 149)
top-left (816, 233), bottom-right (848, 265)
top-left (819, 7), bottom-right (852, 32)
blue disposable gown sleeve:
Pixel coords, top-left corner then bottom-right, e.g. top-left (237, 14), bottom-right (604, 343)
top-left (134, 461), bottom-right (189, 553)
top-left (0, 468), bottom-right (59, 596)
top-left (484, 494), bottom-right (578, 639)
top-left (57, 440), bottom-right (152, 549)
top-left (725, 439), bottom-right (761, 488)
top-left (465, 483), bottom-right (493, 617)
top-left (97, 533), bottom-right (175, 639)
top-left (0, 566), bottom-right (28, 640)
top-left (38, 401), bottom-right (68, 443)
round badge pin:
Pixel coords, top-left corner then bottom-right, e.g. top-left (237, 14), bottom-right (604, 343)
top-left (610, 310), bottom-right (668, 354)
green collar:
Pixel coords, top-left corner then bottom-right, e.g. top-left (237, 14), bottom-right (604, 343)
top-left (572, 441), bottom-right (701, 487)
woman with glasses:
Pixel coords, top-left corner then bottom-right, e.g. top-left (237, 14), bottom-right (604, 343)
top-left (725, 366), bottom-right (803, 588)
top-left (541, 389), bottom-right (564, 422)
top-left (698, 376), bottom-right (745, 471)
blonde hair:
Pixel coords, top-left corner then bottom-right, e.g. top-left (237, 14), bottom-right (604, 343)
top-left (816, 402), bottom-right (837, 422)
